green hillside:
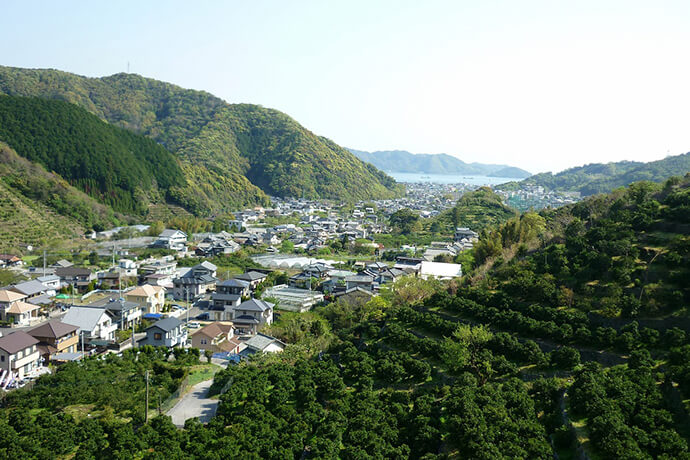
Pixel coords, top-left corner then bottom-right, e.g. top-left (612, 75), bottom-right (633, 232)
top-left (502, 152), bottom-right (690, 196)
top-left (0, 66), bottom-right (403, 213)
top-left (0, 143), bottom-right (119, 248)
top-left (0, 145), bottom-right (91, 251)
top-left (473, 176), bottom-right (690, 318)
top-left (435, 187), bottom-right (518, 233)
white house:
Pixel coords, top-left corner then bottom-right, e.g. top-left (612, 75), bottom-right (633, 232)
top-left (0, 331), bottom-right (41, 380)
top-left (62, 307), bottom-right (117, 341)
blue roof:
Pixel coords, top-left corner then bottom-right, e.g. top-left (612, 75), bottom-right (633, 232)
top-left (143, 313), bottom-right (164, 320)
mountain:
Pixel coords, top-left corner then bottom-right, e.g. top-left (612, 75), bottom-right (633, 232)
top-left (0, 95), bottom-right (184, 215)
top-left (349, 148), bottom-right (531, 178)
top-left (501, 152), bottom-right (690, 196)
top-left (0, 66), bottom-right (403, 215)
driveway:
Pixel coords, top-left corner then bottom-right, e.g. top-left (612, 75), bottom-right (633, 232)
top-left (167, 379), bottom-right (219, 427)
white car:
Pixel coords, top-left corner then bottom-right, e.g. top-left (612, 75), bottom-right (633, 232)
top-left (186, 322), bottom-right (201, 329)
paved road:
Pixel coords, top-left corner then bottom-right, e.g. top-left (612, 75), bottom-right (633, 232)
top-left (167, 379), bottom-right (219, 427)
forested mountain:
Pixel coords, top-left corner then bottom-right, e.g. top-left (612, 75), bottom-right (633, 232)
top-left (0, 66), bottom-right (403, 214)
top-left (0, 96), bottom-right (184, 215)
top-left (349, 148), bottom-right (531, 178)
top-left (500, 152), bottom-right (690, 196)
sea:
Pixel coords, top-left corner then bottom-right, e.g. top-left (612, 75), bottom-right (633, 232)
top-left (387, 172), bottom-right (518, 185)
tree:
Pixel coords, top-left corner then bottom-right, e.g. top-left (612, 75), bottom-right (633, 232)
top-left (389, 208), bottom-right (421, 235)
top-left (204, 349), bottom-right (213, 363)
top-left (550, 346), bottom-right (580, 370)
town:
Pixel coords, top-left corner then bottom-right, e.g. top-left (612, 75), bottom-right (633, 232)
top-left (0, 182), bottom-right (488, 396)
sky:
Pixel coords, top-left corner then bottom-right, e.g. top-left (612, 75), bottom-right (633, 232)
top-left (3, 0), bottom-right (690, 174)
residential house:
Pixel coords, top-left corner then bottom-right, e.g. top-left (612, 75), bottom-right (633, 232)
top-left (9, 279), bottom-right (53, 299)
top-left (454, 227), bottom-right (479, 243)
top-left (0, 331), bottom-right (41, 379)
top-left (5, 301), bottom-right (40, 326)
top-left (190, 323), bottom-right (243, 354)
top-left (141, 317), bottom-right (187, 348)
top-left (126, 284), bottom-right (166, 314)
top-left (172, 262), bottom-right (218, 300)
top-left (139, 260), bottom-right (177, 277)
top-left (0, 289), bottom-right (28, 321)
top-left (152, 229), bottom-right (187, 251)
top-left (235, 271), bottom-right (268, 290)
top-left (118, 259), bottom-right (138, 277)
top-left (62, 307), bottom-right (117, 342)
top-left (216, 279), bottom-right (250, 297)
top-left (143, 273), bottom-right (174, 288)
top-left (55, 266), bottom-right (95, 290)
top-left (345, 275), bottom-right (375, 291)
top-left (36, 274), bottom-right (61, 291)
top-left (210, 279), bottom-right (248, 321)
top-left (85, 297), bottom-right (142, 329)
top-left (241, 333), bottom-right (285, 355)
top-left (28, 320), bottom-right (79, 362)
top-left (231, 298), bottom-right (274, 335)
top-left (0, 254), bottom-right (23, 268)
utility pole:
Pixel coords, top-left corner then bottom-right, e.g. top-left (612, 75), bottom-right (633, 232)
top-left (43, 250), bottom-right (46, 276)
top-left (81, 331), bottom-right (85, 359)
top-left (145, 370), bottom-right (150, 423)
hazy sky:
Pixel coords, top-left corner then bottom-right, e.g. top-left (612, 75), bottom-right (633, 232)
top-left (3, 1), bottom-right (690, 173)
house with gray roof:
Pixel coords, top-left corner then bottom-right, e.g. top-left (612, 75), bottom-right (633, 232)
top-left (10, 279), bottom-right (55, 298)
top-left (62, 307), bottom-right (117, 342)
top-left (172, 262), bottom-right (217, 300)
top-left (235, 271), bottom-right (268, 290)
top-left (241, 333), bottom-right (285, 355)
top-left (232, 298), bottom-right (274, 335)
top-left (140, 317), bottom-right (187, 348)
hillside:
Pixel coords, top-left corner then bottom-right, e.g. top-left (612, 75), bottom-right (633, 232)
top-left (0, 96), bottom-right (185, 214)
top-left (474, 175), bottom-right (690, 319)
top-left (501, 152), bottom-right (690, 196)
top-left (350, 148), bottom-right (531, 178)
top-left (434, 187), bottom-right (518, 233)
top-left (0, 145), bottom-right (91, 252)
top-left (0, 66), bottom-right (403, 213)
top-left (0, 143), bottom-right (119, 249)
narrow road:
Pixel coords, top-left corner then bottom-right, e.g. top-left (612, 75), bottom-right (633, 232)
top-left (167, 379), bottom-right (219, 427)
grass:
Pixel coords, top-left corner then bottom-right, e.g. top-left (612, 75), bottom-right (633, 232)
top-left (187, 363), bottom-right (222, 387)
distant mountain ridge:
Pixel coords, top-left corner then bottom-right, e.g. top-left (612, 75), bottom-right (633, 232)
top-left (500, 152), bottom-right (690, 196)
top-left (349, 149), bottom-right (531, 178)
top-left (0, 66), bottom-right (403, 216)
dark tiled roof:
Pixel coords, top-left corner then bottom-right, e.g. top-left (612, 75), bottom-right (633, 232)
top-left (148, 317), bottom-right (183, 332)
top-left (236, 271), bottom-right (267, 282)
top-left (29, 320), bottom-right (78, 339)
top-left (0, 331), bottom-right (39, 354)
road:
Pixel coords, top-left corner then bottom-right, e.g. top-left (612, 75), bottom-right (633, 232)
top-left (167, 379), bottom-right (219, 427)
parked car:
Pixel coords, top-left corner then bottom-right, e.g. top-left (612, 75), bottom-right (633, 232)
top-left (196, 312), bottom-right (209, 320)
top-left (187, 322), bottom-right (201, 329)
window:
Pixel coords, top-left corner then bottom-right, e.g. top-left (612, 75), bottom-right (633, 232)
top-left (154, 333), bottom-right (162, 340)
top-left (201, 339), bottom-right (207, 345)
top-left (0, 356), bottom-right (4, 362)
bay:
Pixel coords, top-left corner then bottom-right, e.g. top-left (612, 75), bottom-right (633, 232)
top-left (388, 171), bottom-right (517, 185)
